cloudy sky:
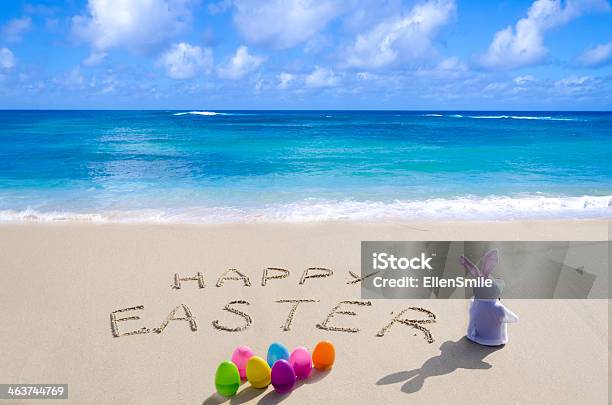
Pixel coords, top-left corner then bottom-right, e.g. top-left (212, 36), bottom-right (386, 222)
top-left (1, 0), bottom-right (611, 109)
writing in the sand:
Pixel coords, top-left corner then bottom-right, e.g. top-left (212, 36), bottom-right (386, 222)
top-left (110, 267), bottom-right (437, 343)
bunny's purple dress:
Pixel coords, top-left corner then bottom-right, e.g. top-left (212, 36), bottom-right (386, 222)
top-left (467, 298), bottom-right (518, 346)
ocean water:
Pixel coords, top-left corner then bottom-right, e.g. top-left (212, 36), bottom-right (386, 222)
top-left (0, 110), bottom-right (610, 222)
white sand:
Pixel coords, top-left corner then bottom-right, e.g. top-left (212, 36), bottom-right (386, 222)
top-left (0, 220), bottom-right (608, 404)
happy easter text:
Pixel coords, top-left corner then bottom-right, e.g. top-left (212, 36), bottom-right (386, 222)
top-left (109, 267), bottom-right (438, 343)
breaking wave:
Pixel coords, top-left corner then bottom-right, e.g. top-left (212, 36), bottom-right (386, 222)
top-left (468, 115), bottom-right (579, 121)
top-left (173, 111), bottom-right (229, 116)
top-left (1, 195), bottom-right (609, 223)
top-left (422, 114), bottom-right (580, 121)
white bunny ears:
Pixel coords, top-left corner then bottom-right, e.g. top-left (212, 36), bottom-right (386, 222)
top-left (460, 249), bottom-right (499, 278)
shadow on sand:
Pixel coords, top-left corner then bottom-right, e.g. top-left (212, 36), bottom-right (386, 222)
top-left (377, 337), bottom-right (504, 393)
top-left (203, 369), bottom-right (330, 405)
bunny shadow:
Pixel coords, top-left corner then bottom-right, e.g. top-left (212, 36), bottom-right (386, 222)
top-left (377, 337), bottom-right (503, 394)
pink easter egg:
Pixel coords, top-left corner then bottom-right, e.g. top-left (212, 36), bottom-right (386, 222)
top-left (289, 347), bottom-right (312, 379)
top-left (231, 345), bottom-right (254, 380)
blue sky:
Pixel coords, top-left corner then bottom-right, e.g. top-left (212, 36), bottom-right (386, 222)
top-left (0, 0), bottom-right (611, 109)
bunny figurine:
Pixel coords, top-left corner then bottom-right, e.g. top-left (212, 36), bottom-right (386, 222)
top-left (460, 249), bottom-right (518, 346)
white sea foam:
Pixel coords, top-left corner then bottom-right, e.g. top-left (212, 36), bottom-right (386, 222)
top-left (173, 111), bottom-right (228, 116)
top-left (468, 115), bottom-right (578, 121)
top-left (421, 114), bottom-right (580, 121)
top-left (1, 195), bottom-right (609, 223)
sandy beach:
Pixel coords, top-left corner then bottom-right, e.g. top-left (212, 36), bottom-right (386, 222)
top-left (0, 220), bottom-right (608, 404)
top-left (2, 1), bottom-right (612, 403)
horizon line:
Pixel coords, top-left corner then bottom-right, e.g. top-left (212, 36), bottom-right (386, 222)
top-left (0, 109), bottom-right (611, 112)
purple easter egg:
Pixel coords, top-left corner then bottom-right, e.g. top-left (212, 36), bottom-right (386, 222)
top-left (271, 360), bottom-right (296, 393)
top-left (231, 345), bottom-right (253, 380)
top-left (289, 347), bottom-right (312, 379)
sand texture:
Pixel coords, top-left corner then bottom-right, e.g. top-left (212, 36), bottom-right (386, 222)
top-left (0, 220), bottom-right (609, 404)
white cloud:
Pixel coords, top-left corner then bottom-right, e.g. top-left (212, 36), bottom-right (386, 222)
top-left (305, 66), bottom-right (339, 88)
top-left (304, 34), bottom-right (333, 54)
top-left (83, 52), bottom-right (107, 66)
top-left (343, 0), bottom-right (456, 69)
top-left (55, 66), bottom-right (86, 89)
top-left (254, 78), bottom-right (264, 92)
top-left (0, 47), bottom-right (15, 70)
top-left (356, 71), bottom-right (377, 81)
top-left (71, 0), bottom-right (193, 57)
top-left (68, 67), bottom-right (85, 87)
top-left (99, 73), bottom-right (119, 94)
top-left (416, 57), bottom-right (468, 78)
top-left (277, 72), bottom-right (294, 89)
top-left (577, 41), bottom-right (612, 67)
top-left (554, 75), bottom-right (598, 94)
top-left (550, 75), bottom-right (606, 100)
top-left (437, 57), bottom-right (467, 71)
top-left (217, 46), bottom-right (264, 79)
top-left (481, 0), bottom-right (610, 70)
top-left (482, 82), bottom-right (509, 93)
top-left (157, 42), bottom-right (213, 79)
top-left (513, 75), bottom-right (537, 85)
top-left (1, 17), bottom-right (32, 42)
top-left (233, 0), bottom-right (343, 48)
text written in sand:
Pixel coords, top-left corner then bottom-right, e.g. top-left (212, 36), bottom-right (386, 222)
top-left (110, 267), bottom-right (437, 343)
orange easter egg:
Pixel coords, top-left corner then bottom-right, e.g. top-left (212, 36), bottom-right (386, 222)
top-left (312, 340), bottom-right (335, 370)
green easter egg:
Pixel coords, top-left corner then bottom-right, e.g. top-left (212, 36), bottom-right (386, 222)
top-left (215, 361), bottom-right (240, 397)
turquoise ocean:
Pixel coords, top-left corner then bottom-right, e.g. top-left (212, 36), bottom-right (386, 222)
top-left (0, 110), bottom-right (610, 222)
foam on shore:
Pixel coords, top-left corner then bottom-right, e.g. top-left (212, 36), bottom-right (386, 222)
top-left (1, 195), bottom-right (609, 223)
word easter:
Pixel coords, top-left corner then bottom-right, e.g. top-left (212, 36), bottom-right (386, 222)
top-left (372, 252), bottom-right (434, 270)
top-left (109, 267), bottom-right (438, 343)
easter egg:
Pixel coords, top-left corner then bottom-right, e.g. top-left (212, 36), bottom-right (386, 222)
top-left (246, 356), bottom-right (271, 388)
top-left (271, 359), bottom-right (296, 394)
top-left (267, 342), bottom-right (290, 367)
top-left (289, 347), bottom-right (312, 379)
top-left (231, 345), bottom-right (254, 380)
top-left (312, 340), bottom-right (335, 370)
top-left (214, 361), bottom-right (240, 397)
